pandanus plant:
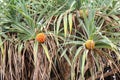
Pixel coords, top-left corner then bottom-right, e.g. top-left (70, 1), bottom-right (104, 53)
top-left (0, 0), bottom-right (120, 80)
top-left (59, 5), bottom-right (120, 80)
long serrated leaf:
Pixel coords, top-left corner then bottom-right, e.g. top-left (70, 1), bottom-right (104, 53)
top-left (57, 13), bottom-right (63, 34)
top-left (63, 53), bottom-right (72, 66)
top-left (0, 37), bottom-right (4, 55)
top-left (113, 49), bottom-right (120, 60)
top-left (68, 13), bottom-right (73, 34)
top-left (73, 47), bottom-right (83, 63)
top-left (63, 41), bottom-right (83, 45)
top-left (18, 43), bottom-right (23, 54)
top-left (81, 50), bottom-right (88, 79)
top-left (60, 48), bottom-right (67, 58)
top-left (0, 37), bottom-right (3, 47)
top-left (33, 41), bottom-right (38, 65)
top-left (41, 44), bottom-right (51, 62)
top-left (63, 13), bottom-right (68, 38)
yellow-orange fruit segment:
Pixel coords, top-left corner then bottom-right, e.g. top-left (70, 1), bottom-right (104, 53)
top-left (36, 33), bottom-right (46, 43)
top-left (85, 40), bottom-right (95, 49)
top-left (79, 10), bottom-right (88, 17)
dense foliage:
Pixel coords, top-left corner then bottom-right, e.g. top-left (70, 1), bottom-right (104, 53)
top-left (0, 0), bottom-right (120, 80)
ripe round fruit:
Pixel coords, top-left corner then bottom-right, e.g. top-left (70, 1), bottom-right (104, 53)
top-left (85, 40), bottom-right (95, 49)
top-left (36, 33), bottom-right (46, 43)
top-left (79, 10), bottom-right (88, 17)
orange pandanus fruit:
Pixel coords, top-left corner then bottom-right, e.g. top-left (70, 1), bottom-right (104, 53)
top-left (79, 10), bottom-right (88, 17)
top-left (36, 33), bottom-right (46, 43)
top-left (85, 40), bottom-right (95, 50)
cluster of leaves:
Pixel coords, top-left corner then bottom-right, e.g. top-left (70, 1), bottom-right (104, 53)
top-left (0, 0), bottom-right (120, 80)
